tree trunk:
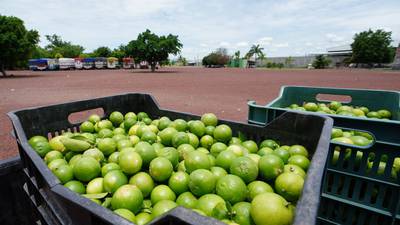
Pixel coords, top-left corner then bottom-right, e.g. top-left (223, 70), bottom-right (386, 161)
top-left (151, 63), bottom-right (156, 72)
top-left (0, 63), bottom-right (6, 76)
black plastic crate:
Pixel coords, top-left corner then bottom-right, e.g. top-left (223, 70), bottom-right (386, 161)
top-left (8, 93), bottom-right (333, 225)
top-left (0, 157), bottom-right (41, 225)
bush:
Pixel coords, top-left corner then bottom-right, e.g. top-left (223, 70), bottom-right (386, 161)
top-left (202, 50), bottom-right (230, 67)
top-left (312, 55), bottom-right (331, 69)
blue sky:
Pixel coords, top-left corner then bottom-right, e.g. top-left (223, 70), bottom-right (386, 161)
top-left (1, 0), bottom-right (399, 60)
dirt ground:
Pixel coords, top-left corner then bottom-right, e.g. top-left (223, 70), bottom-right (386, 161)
top-left (1, 67), bottom-right (399, 159)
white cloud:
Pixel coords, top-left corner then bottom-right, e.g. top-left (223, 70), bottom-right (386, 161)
top-left (236, 41), bottom-right (249, 47)
top-left (257, 37), bottom-right (273, 46)
top-left (273, 43), bottom-right (289, 48)
top-left (305, 42), bottom-right (313, 46)
top-left (200, 43), bottom-right (208, 47)
top-left (219, 41), bottom-right (230, 47)
top-left (325, 33), bottom-right (344, 42)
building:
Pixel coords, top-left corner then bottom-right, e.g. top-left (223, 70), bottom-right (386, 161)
top-left (326, 45), bottom-right (352, 67)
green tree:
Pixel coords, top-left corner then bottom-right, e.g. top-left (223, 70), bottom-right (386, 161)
top-left (126, 29), bottom-right (182, 72)
top-left (111, 45), bottom-right (126, 60)
top-left (31, 46), bottom-right (50, 59)
top-left (45, 34), bottom-right (84, 58)
top-left (233, 51), bottom-right (241, 60)
top-left (284, 56), bottom-right (294, 68)
top-left (351, 29), bottom-right (395, 66)
top-left (312, 55), bottom-right (331, 69)
top-left (92, 46), bottom-right (112, 57)
top-left (202, 49), bottom-right (230, 67)
top-left (246, 44), bottom-right (264, 62)
top-left (0, 15), bottom-right (39, 76)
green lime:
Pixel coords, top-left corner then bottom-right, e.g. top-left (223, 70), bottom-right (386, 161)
top-left (250, 193), bottom-right (293, 225)
top-left (176, 192), bottom-right (198, 209)
top-left (135, 212), bottom-right (153, 225)
top-left (109, 111), bottom-right (124, 126)
top-left (216, 174), bottom-right (247, 204)
top-left (288, 145), bottom-right (308, 157)
top-left (49, 136), bottom-right (66, 152)
top-left (215, 150), bottom-right (238, 170)
top-left (230, 157), bottom-right (259, 184)
top-left (88, 114), bottom-right (101, 124)
top-left (158, 117), bottom-right (171, 130)
top-left (29, 135), bottom-right (48, 146)
top-left (117, 139), bottom-right (133, 151)
top-left (273, 147), bottom-right (290, 164)
top-left (172, 132), bottom-right (190, 148)
top-left (103, 170), bottom-right (128, 194)
top-left (31, 141), bottom-right (52, 157)
top-left (229, 137), bottom-right (242, 145)
top-left (108, 152), bottom-right (120, 164)
top-left (288, 155), bottom-right (310, 171)
top-left (275, 172), bottom-right (304, 202)
top-left (258, 147), bottom-right (274, 156)
top-left (205, 126), bottom-right (216, 136)
top-left (171, 119), bottom-right (188, 132)
top-left (210, 166), bottom-right (228, 181)
top-left (184, 151), bottom-right (210, 173)
top-left (189, 120), bottom-right (206, 137)
top-left (97, 138), bottom-right (117, 156)
top-left (188, 133), bottom-right (200, 148)
top-left (72, 157), bottom-right (100, 182)
top-left (44, 151), bottom-right (63, 164)
top-left (111, 184), bottom-right (143, 214)
top-left (200, 135), bottom-right (214, 149)
top-left (168, 171), bottom-right (190, 195)
top-left (260, 139), bottom-right (279, 150)
top-left (151, 185), bottom-right (176, 204)
top-left (213, 125), bottom-right (232, 143)
top-left (141, 131), bottom-right (157, 144)
top-left (135, 142), bottom-right (157, 166)
top-left (80, 121), bottom-right (95, 133)
top-left (53, 164), bottom-right (74, 184)
top-left (156, 147), bottom-right (179, 167)
top-left (119, 151), bottom-right (142, 175)
top-left (177, 144), bottom-right (195, 161)
top-left (247, 180), bottom-right (274, 201)
top-left (129, 172), bottom-right (154, 198)
top-left (247, 154), bottom-right (261, 164)
top-left (232, 202), bottom-right (254, 225)
top-left (283, 164), bottom-right (306, 178)
top-left (242, 140), bottom-right (258, 153)
top-left (83, 148), bottom-right (105, 162)
top-left (64, 180), bottom-right (85, 194)
top-left (149, 157), bottom-right (173, 182)
top-left (98, 128), bottom-right (113, 138)
top-left (152, 200), bottom-right (177, 218)
top-left (201, 113), bottom-right (218, 127)
top-left (189, 169), bottom-right (217, 197)
top-left (196, 194), bottom-right (227, 217)
top-left (114, 208), bottom-right (136, 223)
top-left (210, 142), bottom-right (227, 157)
top-left (258, 154), bottom-right (284, 180)
top-left (86, 177), bottom-right (104, 194)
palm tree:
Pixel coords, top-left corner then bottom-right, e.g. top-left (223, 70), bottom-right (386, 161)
top-left (246, 44), bottom-right (265, 62)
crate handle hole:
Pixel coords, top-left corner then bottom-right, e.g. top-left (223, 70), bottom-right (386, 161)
top-left (316, 94), bottom-right (352, 103)
top-left (68, 108), bottom-right (105, 124)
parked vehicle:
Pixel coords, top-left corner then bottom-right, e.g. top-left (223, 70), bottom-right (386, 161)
top-left (83, 58), bottom-right (95, 69)
top-left (59, 58), bottom-right (75, 70)
top-left (107, 57), bottom-right (119, 69)
top-left (44, 58), bottom-right (58, 70)
top-left (74, 58), bottom-right (83, 69)
top-left (28, 59), bottom-right (45, 71)
top-left (95, 57), bottom-right (107, 69)
top-left (122, 57), bottom-right (134, 69)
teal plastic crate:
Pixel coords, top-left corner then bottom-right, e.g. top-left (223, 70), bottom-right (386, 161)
top-left (248, 86), bottom-right (400, 144)
top-left (318, 136), bottom-right (400, 225)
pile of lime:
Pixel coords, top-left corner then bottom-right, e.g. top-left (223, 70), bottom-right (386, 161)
top-left (329, 128), bottom-right (399, 179)
top-left (286, 101), bottom-right (392, 120)
top-left (29, 111), bottom-right (312, 225)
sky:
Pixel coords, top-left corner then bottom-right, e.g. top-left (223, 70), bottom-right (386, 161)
top-left (1, 0), bottom-right (400, 60)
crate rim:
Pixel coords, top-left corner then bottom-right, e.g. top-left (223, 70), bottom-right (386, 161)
top-left (7, 92), bottom-right (334, 225)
